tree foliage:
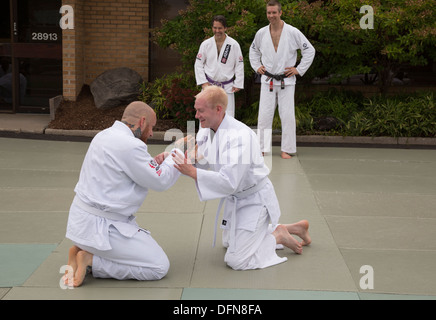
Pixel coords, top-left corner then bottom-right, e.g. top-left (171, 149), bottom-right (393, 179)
top-left (286, 0), bottom-right (436, 92)
top-left (153, 0), bottom-right (436, 93)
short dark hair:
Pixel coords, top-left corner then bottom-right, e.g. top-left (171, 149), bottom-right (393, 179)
top-left (267, 0), bottom-right (282, 12)
top-left (212, 15), bottom-right (227, 28)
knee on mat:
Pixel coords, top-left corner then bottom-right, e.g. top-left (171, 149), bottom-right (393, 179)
top-left (153, 254), bottom-right (170, 280)
top-left (135, 252), bottom-right (170, 281)
top-left (225, 253), bottom-right (251, 271)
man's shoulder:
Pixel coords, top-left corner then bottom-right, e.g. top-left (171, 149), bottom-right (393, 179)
top-left (95, 122), bottom-right (145, 151)
top-left (223, 116), bottom-right (255, 135)
top-left (255, 25), bottom-right (270, 36)
top-left (225, 35), bottom-right (241, 46)
top-left (200, 37), bottom-right (215, 47)
top-left (283, 22), bottom-right (303, 35)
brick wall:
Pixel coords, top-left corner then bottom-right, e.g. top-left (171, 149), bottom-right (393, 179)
top-left (62, 0), bottom-right (149, 101)
top-left (62, 0), bottom-right (84, 101)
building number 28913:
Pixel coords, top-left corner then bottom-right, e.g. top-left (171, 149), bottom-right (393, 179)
top-left (32, 32), bottom-right (58, 41)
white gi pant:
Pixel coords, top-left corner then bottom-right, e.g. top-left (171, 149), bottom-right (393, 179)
top-left (73, 226), bottom-right (169, 281)
top-left (258, 84), bottom-right (296, 154)
top-left (226, 92), bottom-right (235, 118)
top-left (222, 207), bottom-right (287, 271)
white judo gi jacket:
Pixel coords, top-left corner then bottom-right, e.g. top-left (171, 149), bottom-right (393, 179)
top-left (66, 121), bottom-right (181, 251)
top-left (194, 115), bottom-right (281, 252)
top-left (249, 22), bottom-right (315, 85)
top-left (194, 34), bottom-right (244, 93)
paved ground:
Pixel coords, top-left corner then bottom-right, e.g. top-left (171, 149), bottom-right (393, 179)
top-left (0, 114), bottom-right (436, 301)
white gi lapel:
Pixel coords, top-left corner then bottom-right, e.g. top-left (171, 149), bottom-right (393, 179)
top-left (267, 23), bottom-right (288, 83)
top-left (268, 24), bottom-right (278, 61)
top-left (210, 37), bottom-right (218, 63)
top-left (217, 34), bottom-right (227, 62)
top-left (219, 35), bottom-right (232, 66)
top-left (261, 25), bottom-right (278, 82)
top-left (211, 115), bottom-right (237, 253)
top-left (276, 23), bottom-right (287, 58)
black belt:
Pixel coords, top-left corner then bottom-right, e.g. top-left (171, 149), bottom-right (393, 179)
top-left (264, 71), bottom-right (287, 91)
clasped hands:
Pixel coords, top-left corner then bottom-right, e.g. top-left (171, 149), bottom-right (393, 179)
top-left (153, 135), bottom-right (197, 163)
top-left (172, 135), bottom-right (198, 180)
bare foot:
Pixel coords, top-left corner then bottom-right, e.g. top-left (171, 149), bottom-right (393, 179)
top-left (63, 246), bottom-right (81, 285)
top-left (73, 250), bottom-right (93, 287)
top-left (285, 220), bottom-right (311, 246)
top-left (273, 224), bottom-right (302, 254)
top-left (281, 152), bottom-right (292, 159)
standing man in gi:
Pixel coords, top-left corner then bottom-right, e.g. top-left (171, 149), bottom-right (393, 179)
top-left (64, 101), bottom-right (183, 287)
top-left (173, 86), bottom-right (311, 271)
top-left (195, 15), bottom-right (244, 118)
top-left (249, 0), bottom-right (315, 159)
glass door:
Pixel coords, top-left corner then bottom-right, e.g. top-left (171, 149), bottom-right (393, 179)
top-left (0, 0), bottom-right (13, 112)
top-left (0, 0), bottom-right (62, 113)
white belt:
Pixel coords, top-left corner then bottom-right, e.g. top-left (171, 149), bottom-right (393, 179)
top-left (73, 196), bottom-right (131, 222)
top-left (213, 178), bottom-right (269, 253)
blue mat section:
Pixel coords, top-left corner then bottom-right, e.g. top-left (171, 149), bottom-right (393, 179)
top-left (0, 244), bottom-right (57, 287)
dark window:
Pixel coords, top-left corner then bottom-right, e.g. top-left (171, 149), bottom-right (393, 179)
top-left (17, 0), bottom-right (61, 44)
top-left (149, 0), bottom-right (189, 81)
top-left (1, 0), bottom-right (62, 113)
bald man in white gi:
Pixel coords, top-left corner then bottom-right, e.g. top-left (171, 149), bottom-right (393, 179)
top-left (64, 102), bottom-right (182, 287)
top-left (249, 0), bottom-right (315, 159)
top-left (173, 86), bottom-right (311, 271)
top-left (194, 15), bottom-right (244, 118)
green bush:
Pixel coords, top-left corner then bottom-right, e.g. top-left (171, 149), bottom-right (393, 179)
top-left (345, 92), bottom-right (436, 137)
top-left (139, 72), bottom-right (200, 128)
top-left (142, 73), bottom-right (435, 138)
top-left (300, 89), bottom-right (364, 121)
top-left (298, 90), bottom-right (435, 138)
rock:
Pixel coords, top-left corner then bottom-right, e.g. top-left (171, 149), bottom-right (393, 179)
top-left (90, 67), bottom-right (143, 109)
top-left (314, 116), bottom-right (341, 131)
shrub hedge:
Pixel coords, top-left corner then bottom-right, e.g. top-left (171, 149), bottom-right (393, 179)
top-left (140, 74), bottom-right (435, 138)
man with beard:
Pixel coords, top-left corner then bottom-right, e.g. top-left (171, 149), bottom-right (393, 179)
top-left (64, 102), bottom-right (182, 286)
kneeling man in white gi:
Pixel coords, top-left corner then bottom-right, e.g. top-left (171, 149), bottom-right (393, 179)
top-left (173, 86), bottom-right (311, 270)
top-left (64, 101), bottom-right (182, 286)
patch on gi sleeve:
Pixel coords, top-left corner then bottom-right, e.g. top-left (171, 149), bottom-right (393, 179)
top-left (149, 159), bottom-right (162, 176)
